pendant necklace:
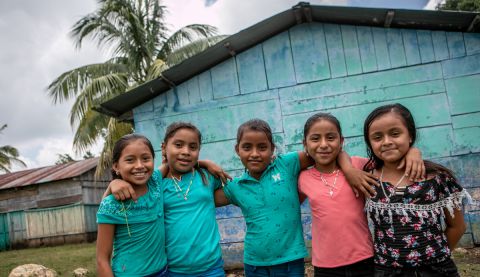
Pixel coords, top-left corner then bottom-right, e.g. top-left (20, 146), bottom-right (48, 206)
top-left (378, 167), bottom-right (406, 203)
top-left (319, 169), bottom-right (339, 197)
top-left (171, 168), bottom-right (195, 200)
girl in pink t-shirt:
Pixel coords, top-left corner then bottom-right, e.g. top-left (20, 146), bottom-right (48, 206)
top-left (298, 112), bottom-right (375, 277)
top-left (298, 113), bottom-right (424, 276)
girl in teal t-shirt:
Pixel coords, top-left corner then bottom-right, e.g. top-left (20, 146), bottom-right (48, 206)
top-left (96, 134), bottom-right (167, 277)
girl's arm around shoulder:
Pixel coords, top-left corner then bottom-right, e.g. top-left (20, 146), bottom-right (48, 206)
top-left (297, 151), bottom-right (314, 170)
top-left (199, 160), bottom-right (232, 184)
top-left (103, 179), bottom-right (138, 202)
top-left (214, 188), bottom-right (230, 207)
top-left (338, 151), bottom-right (378, 198)
top-left (96, 224), bottom-right (115, 277)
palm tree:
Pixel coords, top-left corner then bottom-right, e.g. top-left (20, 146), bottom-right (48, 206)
top-left (47, 0), bottom-right (225, 177)
top-left (0, 124), bottom-right (26, 173)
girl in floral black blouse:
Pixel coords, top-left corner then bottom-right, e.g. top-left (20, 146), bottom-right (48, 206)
top-left (363, 103), bottom-right (468, 277)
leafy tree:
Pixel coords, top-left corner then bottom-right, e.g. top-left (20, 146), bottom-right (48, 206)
top-left (47, 0), bottom-right (225, 177)
top-left (55, 153), bottom-right (76, 165)
top-left (0, 124), bottom-right (26, 173)
top-left (437, 0), bottom-right (480, 11)
top-left (83, 151), bottom-right (95, 159)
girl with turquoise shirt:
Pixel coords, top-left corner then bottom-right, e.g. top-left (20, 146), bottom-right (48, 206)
top-left (107, 122), bottom-right (228, 277)
top-left (96, 134), bottom-right (168, 277)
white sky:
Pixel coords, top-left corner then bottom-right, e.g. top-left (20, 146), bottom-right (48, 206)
top-left (0, 0), bottom-right (442, 171)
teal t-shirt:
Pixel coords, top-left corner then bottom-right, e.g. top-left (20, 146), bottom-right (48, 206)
top-left (163, 169), bottom-right (223, 274)
top-left (223, 152), bottom-right (307, 266)
top-left (97, 170), bottom-right (167, 276)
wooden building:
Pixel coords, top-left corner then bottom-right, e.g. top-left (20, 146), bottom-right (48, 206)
top-left (0, 158), bottom-right (109, 250)
top-left (98, 3), bottom-right (480, 268)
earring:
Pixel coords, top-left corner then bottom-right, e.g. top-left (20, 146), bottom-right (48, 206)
top-left (115, 171), bottom-right (120, 175)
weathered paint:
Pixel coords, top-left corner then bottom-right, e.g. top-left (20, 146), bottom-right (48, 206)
top-left (132, 22), bottom-right (480, 266)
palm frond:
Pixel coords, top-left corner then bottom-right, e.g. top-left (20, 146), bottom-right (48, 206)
top-left (165, 35), bottom-right (228, 67)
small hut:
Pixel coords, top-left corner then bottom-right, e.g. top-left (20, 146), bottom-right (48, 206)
top-left (0, 158), bottom-right (109, 250)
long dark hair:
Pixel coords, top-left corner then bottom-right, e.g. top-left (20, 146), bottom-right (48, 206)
top-left (362, 103), bottom-right (456, 180)
top-left (112, 134), bottom-right (155, 180)
top-left (163, 122), bottom-right (208, 185)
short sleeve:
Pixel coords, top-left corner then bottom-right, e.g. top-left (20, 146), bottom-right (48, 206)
top-left (437, 173), bottom-right (463, 198)
top-left (97, 195), bottom-right (127, 224)
top-left (222, 180), bottom-right (238, 206)
top-left (351, 156), bottom-right (369, 170)
top-left (277, 152), bottom-right (301, 178)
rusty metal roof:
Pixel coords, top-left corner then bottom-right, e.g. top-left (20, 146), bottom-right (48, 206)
top-left (0, 158), bottom-right (99, 190)
top-left (96, 2), bottom-right (480, 119)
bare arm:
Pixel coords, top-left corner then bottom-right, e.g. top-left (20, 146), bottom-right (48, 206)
top-left (96, 224), bottom-right (115, 277)
top-left (199, 160), bottom-right (232, 184)
top-left (214, 188), bottom-right (230, 207)
top-left (103, 179), bottom-right (137, 201)
top-left (444, 208), bottom-right (467, 250)
top-left (338, 151), bottom-right (378, 198)
top-left (297, 151), bottom-right (314, 170)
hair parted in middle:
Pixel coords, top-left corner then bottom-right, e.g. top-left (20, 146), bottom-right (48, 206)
top-left (236, 118), bottom-right (275, 150)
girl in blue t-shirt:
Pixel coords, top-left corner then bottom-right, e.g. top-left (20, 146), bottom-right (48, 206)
top-left (106, 122), bottom-right (227, 277)
top-left (96, 134), bottom-right (168, 276)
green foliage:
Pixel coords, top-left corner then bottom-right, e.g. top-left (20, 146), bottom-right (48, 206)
top-left (55, 153), bottom-right (75, 165)
top-left (437, 0), bottom-right (480, 11)
top-left (0, 124), bottom-right (26, 173)
top-left (47, 0), bottom-right (225, 177)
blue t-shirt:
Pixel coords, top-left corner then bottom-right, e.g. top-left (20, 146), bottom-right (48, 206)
top-left (163, 169), bottom-right (223, 274)
top-left (97, 170), bottom-right (167, 276)
top-left (223, 152), bottom-right (308, 266)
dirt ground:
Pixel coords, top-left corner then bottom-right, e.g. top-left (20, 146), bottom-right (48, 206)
top-left (225, 247), bottom-right (480, 277)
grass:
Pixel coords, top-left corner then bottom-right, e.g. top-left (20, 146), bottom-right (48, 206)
top-left (0, 243), bottom-right (96, 276)
top-left (0, 243), bottom-right (479, 277)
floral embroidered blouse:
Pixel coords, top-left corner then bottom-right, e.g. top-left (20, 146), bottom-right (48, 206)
top-left (365, 173), bottom-right (467, 268)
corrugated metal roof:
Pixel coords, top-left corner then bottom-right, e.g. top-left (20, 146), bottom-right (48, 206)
top-left (0, 158), bottom-right (99, 190)
top-left (96, 2), bottom-right (480, 118)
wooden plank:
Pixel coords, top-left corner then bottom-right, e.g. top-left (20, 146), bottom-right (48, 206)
top-left (341, 25), bottom-right (362, 75)
top-left (211, 58), bottom-right (240, 99)
top-left (386, 28), bottom-right (407, 68)
top-left (464, 33), bottom-right (480, 56)
top-left (416, 125), bottom-right (454, 159)
top-left (289, 23), bottom-right (330, 83)
top-left (236, 44), bottom-right (268, 94)
top-left (216, 205), bottom-right (243, 219)
top-left (262, 31), bottom-right (297, 88)
top-left (356, 26), bottom-right (378, 73)
top-left (324, 24), bottom-right (347, 77)
top-left (135, 119), bottom-right (162, 151)
top-left (445, 74), bottom-right (480, 115)
top-left (282, 80), bottom-right (445, 116)
top-left (372, 27), bottom-right (391, 70)
top-left (417, 30), bottom-right (435, 63)
top-left (187, 77), bottom-right (201, 104)
top-left (452, 112), bottom-right (480, 129)
top-left (201, 139), bottom-right (242, 171)
top-left (36, 195), bottom-right (82, 209)
top-left (166, 89), bottom-right (178, 111)
top-left (446, 32), bottom-right (466, 59)
top-left (217, 217), bottom-right (246, 243)
top-left (432, 31), bottom-right (450, 61)
top-left (453, 127), bottom-right (480, 155)
top-left (198, 70), bottom-right (214, 102)
top-left (152, 93), bottom-right (167, 114)
top-left (402, 29), bottom-right (421, 65)
top-left (175, 82), bottom-right (190, 106)
top-left (442, 53), bottom-right (480, 79)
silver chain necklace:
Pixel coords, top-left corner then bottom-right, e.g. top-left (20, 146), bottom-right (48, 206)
top-left (378, 167), bottom-right (406, 203)
top-left (319, 169), bottom-right (339, 197)
top-left (171, 168), bottom-right (195, 200)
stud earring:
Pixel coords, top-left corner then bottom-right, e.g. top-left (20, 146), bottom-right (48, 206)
top-left (115, 171), bottom-right (120, 175)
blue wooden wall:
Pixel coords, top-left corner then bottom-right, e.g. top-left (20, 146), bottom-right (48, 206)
top-left (132, 23), bottom-right (480, 267)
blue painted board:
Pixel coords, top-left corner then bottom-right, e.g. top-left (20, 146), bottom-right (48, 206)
top-left (464, 33), bottom-right (480, 56)
top-left (442, 53), bottom-right (480, 79)
top-left (262, 31), bottom-right (297, 88)
top-left (446, 32), bottom-right (466, 59)
top-left (372, 27), bottom-right (391, 70)
top-left (445, 74), bottom-right (480, 115)
top-left (290, 23), bottom-right (330, 83)
top-left (198, 70), bottom-right (214, 102)
top-left (402, 29), bottom-right (421, 65)
top-left (417, 30), bottom-right (435, 63)
top-left (187, 77), bottom-right (201, 104)
top-left (386, 28), bottom-right (407, 68)
top-left (211, 58), bottom-right (240, 99)
top-left (432, 31), bottom-right (449, 61)
top-left (356, 26), bottom-right (378, 73)
top-left (341, 25), bottom-right (362, 75)
top-left (236, 44), bottom-right (268, 94)
top-left (324, 24), bottom-right (347, 77)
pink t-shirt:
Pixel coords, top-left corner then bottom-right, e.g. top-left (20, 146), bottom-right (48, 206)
top-left (298, 156), bottom-right (373, 268)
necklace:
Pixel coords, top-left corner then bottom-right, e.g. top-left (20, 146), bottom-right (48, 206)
top-left (378, 167), bottom-right (406, 202)
top-left (171, 168), bottom-right (195, 200)
top-left (318, 169), bottom-right (339, 197)
top-left (120, 200), bottom-right (133, 237)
